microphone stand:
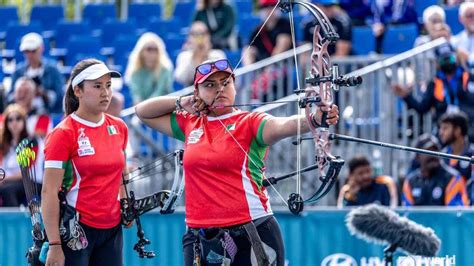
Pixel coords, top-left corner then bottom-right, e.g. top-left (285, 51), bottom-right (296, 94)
top-left (384, 244), bottom-right (398, 266)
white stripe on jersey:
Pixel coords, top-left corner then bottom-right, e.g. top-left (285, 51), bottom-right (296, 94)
top-left (241, 156), bottom-right (273, 220)
top-left (45, 160), bottom-right (63, 169)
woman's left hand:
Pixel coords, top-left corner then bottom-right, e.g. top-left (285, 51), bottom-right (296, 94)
top-left (315, 104), bottom-right (339, 126)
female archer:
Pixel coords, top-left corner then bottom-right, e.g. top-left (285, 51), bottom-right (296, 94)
top-left (136, 58), bottom-right (339, 265)
top-left (42, 59), bottom-right (129, 266)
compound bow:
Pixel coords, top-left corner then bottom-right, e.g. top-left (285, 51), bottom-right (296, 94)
top-left (120, 149), bottom-right (184, 258)
top-left (216, 0), bottom-right (362, 214)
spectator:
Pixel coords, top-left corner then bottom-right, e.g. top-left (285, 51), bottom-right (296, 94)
top-left (445, 0), bottom-right (464, 7)
top-left (193, 0), bottom-right (237, 50)
top-left (366, 0), bottom-right (418, 53)
top-left (451, 2), bottom-right (474, 66)
top-left (0, 104), bottom-right (44, 206)
top-left (10, 33), bottom-right (64, 113)
top-left (124, 32), bottom-right (173, 105)
top-left (12, 77), bottom-right (52, 138)
top-left (402, 134), bottom-right (469, 206)
top-left (339, 0), bottom-right (370, 26)
top-left (106, 92), bottom-right (124, 118)
top-left (175, 21), bottom-right (226, 87)
top-left (392, 44), bottom-right (474, 133)
top-left (303, 0), bottom-right (352, 56)
top-left (337, 155), bottom-right (398, 208)
top-left (414, 5), bottom-right (447, 48)
top-left (242, 0), bottom-right (291, 65)
top-left (438, 112), bottom-right (474, 190)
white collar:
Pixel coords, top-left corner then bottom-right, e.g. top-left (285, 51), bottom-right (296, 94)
top-left (207, 110), bottom-right (241, 121)
top-left (71, 113), bottom-right (105, 127)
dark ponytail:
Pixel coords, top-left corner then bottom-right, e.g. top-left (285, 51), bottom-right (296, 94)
top-left (64, 58), bottom-right (103, 115)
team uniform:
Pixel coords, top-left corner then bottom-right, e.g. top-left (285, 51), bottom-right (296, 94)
top-left (44, 113), bottom-right (128, 265)
top-left (340, 175), bottom-right (394, 207)
top-left (171, 110), bottom-right (284, 265)
top-left (402, 163), bottom-right (469, 206)
top-left (443, 143), bottom-right (474, 205)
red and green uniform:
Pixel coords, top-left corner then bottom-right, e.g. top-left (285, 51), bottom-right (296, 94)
top-left (44, 113), bottom-right (128, 229)
top-left (171, 110), bottom-right (272, 228)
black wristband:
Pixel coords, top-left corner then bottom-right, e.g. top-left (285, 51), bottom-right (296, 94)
top-left (175, 96), bottom-right (185, 112)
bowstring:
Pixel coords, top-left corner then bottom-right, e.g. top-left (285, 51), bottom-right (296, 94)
top-left (213, 117), bottom-right (288, 206)
top-left (208, 0), bottom-right (304, 208)
top-left (124, 152), bottom-right (177, 185)
top-left (287, 0), bottom-right (304, 200)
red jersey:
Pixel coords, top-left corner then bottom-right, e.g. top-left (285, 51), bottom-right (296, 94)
top-left (44, 113), bottom-right (128, 229)
top-left (171, 110), bottom-right (272, 228)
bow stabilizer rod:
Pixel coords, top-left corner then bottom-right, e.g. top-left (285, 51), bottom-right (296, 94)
top-left (297, 134), bottom-right (474, 164)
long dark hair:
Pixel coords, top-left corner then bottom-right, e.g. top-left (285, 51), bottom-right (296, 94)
top-left (0, 104), bottom-right (29, 156)
top-left (64, 58), bottom-right (103, 115)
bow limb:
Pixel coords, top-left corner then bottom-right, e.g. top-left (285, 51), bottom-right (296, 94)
top-left (121, 149), bottom-right (185, 258)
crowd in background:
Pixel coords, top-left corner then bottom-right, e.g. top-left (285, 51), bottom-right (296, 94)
top-left (0, 0), bottom-right (474, 208)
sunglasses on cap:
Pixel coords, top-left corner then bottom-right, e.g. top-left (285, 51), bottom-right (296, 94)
top-left (196, 59), bottom-right (232, 76)
top-left (194, 59), bottom-right (234, 86)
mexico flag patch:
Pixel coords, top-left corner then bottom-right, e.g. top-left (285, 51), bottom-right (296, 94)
top-left (107, 125), bottom-right (118, 135)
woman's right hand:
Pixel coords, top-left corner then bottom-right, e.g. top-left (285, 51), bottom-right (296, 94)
top-left (46, 245), bottom-right (65, 266)
top-left (180, 95), bottom-right (209, 116)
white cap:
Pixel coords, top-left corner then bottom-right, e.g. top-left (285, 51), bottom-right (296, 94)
top-left (72, 63), bottom-right (121, 88)
top-left (19, 32), bottom-right (44, 52)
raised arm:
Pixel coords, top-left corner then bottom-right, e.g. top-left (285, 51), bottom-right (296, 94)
top-left (262, 105), bottom-right (339, 146)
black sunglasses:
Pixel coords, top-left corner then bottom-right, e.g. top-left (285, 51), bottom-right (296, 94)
top-left (196, 59), bottom-right (232, 76)
top-left (7, 116), bottom-right (22, 122)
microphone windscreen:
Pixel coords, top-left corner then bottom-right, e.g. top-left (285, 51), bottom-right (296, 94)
top-left (345, 204), bottom-right (441, 257)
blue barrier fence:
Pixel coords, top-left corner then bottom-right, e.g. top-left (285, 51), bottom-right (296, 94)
top-left (1, 208), bottom-right (472, 266)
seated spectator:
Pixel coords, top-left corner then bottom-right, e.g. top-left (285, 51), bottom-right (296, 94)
top-left (12, 77), bottom-right (52, 138)
top-left (10, 33), bottom-right (64, 113)
top-left (175, 21), bottom-right (226, 87)
top-left (106, 92), bottom-right (124, 118)
top-left (242, 0), bottom-right (291, 65)
top-left (438, 112), bottom-right (474, 203)
top-left (444, 0), bottom-right (464, 7)
top-left (124, 32), bottom-right (173, 105)
top-left (414, 5), bottom-right (447, 48)
top-left (302, 0), bottom-right (352, 56)
top-left (366, 0), bottom-right (418, 53)
top-left (0, 104), bottom-right (44, 206)
top-left (402, 134), bottom-right (469, 206)
top-left (242, 0), bottom-right (292, 101)
top-left (193, 0), bottom-right (237, 50)
top-left (339, 0), bottom-right (370, 26)
top-left (392, 44), bottom-right (474, 134)
top-left (451, 2), bottom-right (474, 66)
top-left (337, 155), bottom-right (398, 208)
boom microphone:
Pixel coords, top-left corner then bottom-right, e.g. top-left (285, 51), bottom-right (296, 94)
top-left (345, 204), bottom-right (441, 257)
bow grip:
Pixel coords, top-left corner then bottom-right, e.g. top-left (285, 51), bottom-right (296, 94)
top-left (320, 111), bottom-right (329, 128)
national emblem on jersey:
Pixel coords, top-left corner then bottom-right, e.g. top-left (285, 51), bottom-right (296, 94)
top-left (188, 127), bottom-right (204, 144)
top-left (226, 123), bottom-right (236, 131)
top-left (107, 125), bottom-right (118, 135)
top-left (77, 128), bottom-right (95, 157)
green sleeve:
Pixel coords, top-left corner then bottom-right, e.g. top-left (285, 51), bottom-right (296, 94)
top-left (170, 112), bottom-right (186, 142)
top-left (255, 118), bottom-right (268, 147)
